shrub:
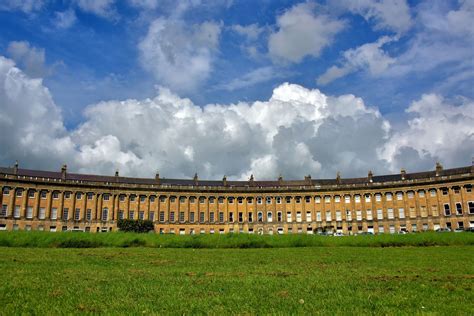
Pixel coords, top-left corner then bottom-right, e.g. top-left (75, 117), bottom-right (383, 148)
top-left (117, 219), bottom-right (154, 233)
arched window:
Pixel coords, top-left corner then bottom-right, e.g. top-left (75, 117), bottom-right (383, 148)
top-left (267, 212), bottom-right (273, 222)
top-left (257, 211), bottom-right (263, 222)
top-left (102, 208), bottom-right (108, 221)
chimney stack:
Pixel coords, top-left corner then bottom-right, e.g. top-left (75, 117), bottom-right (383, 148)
top-left (304, 175), bottom-right (311, 185)
top-left (61, 164), bottom-right (67, 180)
top-left (401, 168), bottom-right (406, 180)
top-left (368, 170), bottom-right (373, 183)
top-left (222, 175), bottom-right (227, 186)
top-left (155, 171), bottom-right (160, 184)
top-left (193, 173), bottom-right (198, 186)
top-left (435, 162), bottom-right (443, 176)
top-left (13, 160), bottom-right (18, 175)
top-left (336, 171), bottom-right (341, 184)
top-left (249, 174), bottom-right (255, 186)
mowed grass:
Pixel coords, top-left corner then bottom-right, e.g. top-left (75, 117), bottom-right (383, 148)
top-left (1, 230), bottom-right (474, 248)
top-left (0, 246), bottom-right (473, 314)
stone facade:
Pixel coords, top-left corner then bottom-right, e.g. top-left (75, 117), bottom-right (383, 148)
top-left (0, 164), bottom-right (473, 234)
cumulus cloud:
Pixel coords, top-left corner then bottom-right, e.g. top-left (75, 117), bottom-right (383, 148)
top-left (317, 36), bottom-right (397, 85)
top-left (268, 2), bottom-right (345, 63)
top-left (53, 9), bottom-right (77, 29)
top-left (214, 66), bottom-right (286, 91)
top-left (138, 18), bottom-right (222, 93)
top-left (6, 41), bottom-right (50, 78)
top-left (0, 55), bottom-right (472, 181)
top-left (232, 23), bottom-right (264, 41)
top-left (332, 0), bottom-right (412, 34)
top-left (76, 0), bottom-right (117, 19)
top-left (0, 0), bottom-right (44, 13)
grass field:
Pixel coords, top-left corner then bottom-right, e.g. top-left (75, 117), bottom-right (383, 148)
top-left (1, 231), bottom-right (474, 248)
top-left (0, 246), bottom-right (473, 314)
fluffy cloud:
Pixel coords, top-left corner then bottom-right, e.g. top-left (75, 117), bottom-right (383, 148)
top-left (268, 2), bottom-right (345, 63)
top-left (6, 41), bottom-right (50, 78)
top-left (76, 0), bottom-right (116, 19)
top-left (0, 55), bottom-right (472, 181)
top-left (53, 9), bottom-right (77, 29)
top-left (214, 66), bottom-right (286, 91)
top-left (0, 0), bottom-right (44, 13)
top-left (139, 18), bottom-right (221, 93)
top-left (317, 36), bottom-right (397, 85)
top-left (332, 0), bottom-right (412, 34)
top-left (232, 24), bottom-right (265, 41)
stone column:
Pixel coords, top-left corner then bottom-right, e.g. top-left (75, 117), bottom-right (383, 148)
top-left (21, 189), bottom-right (28, 218)
top-left (46, 190), bottom-right (52, 220)
top-left (33, 190), bottom-right (41, 219)
top-left (8, 187), bottom-right (16, 218)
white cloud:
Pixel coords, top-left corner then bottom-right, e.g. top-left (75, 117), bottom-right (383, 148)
top-left (0, 55), bottom-right (472, 181)
top-left (138, 18), bottom-right (222, 93)
top-left (268, 2), bottom-right (345, 63)
top-left (0, 0), bottom-right (43, 13)
top-left (232, 23), bottom-right (264, 41)
top-left (53, 9), bottom-right (77, 29)
top-left (76, 0), bottom-right (117, 19)
top-left (332, 0), bottom-right (412, 34)
top-left (317, 36), bottom-right (397, 85)
top-left (128, 0), bottom-right (159, 10)
top-left (214, 66), bottom-right (285, 91)
top-left (6, 41), bottom-right (50, 78)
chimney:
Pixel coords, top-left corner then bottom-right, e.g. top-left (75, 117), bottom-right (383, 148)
top-left (304, 175), bottom-right (311, 185)
top-left (278, 174), bottom-right (283, 185)
top-left (249, 174), bottom-right (255, 186)
top-left (368, 170), bottom-right (373, 183)
top-left (193, 173), bottom-right (198, 186)
top-left (401, 168), bottom-right (406, 180)
top-left (155, 171), bottom-right (160, 184)
top-left (115, 170), bottom-right (119, 182)
top-left (435, 162), bottom-right (443, 176)
top-left (13, 160), bottom-right (19, 175)
top-left (222, 175), bottom-right (227, 186)
top-left (336, 171), bottom-right (341, 184)
top-left (61, 164), bottom-right (67, 180)
top-left (471, 157), bottom-right (474, 174)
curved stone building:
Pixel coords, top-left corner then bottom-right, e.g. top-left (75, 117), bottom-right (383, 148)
top-left (1, 163), bottom-right (473, 234)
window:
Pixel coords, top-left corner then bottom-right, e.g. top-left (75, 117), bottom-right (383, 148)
top-left (430, 189), bottom-right (436, 197)
top-left (410, 207), bottom-right (416, 218)
top-left (277, 211), bottom-right (282, 222)
top-left (150, 196), bottom-right (155, 203)
top-left (199, 197), bottom-right (206, 204)
top-left (305, 196), bottom-right (311, 203)
top-left (219, 212), bottom-right (224, 222)
top-left (64, 192), bottom-right (71, 199)
top-left (286, 196), bottom-right (292, 204)
top-left (246, 197), bottom-right (253, 204)
top-left (76, 192), bottom-right (82, 200)
top-left (51, 208), bottom-right (57, 220)
top-left (209, 212), bottom-right (215, 223)
top-left (179, 212), bottom-right (185, 222)
top-left (238, 197), bottom-right (243, 204)
top-left (276, 197), bottom-right (282, 204)
top-left (346, 210), bottom-right (352, 221)
top-left (39, 191), bottom-right (47, 199)
top-left (209, 197), bottom-right (215, 203)
top-left (169, 211), bottom-right (174, 222)
top-left (140, 196), bottom-right (146, 203)
top-left (420, 206), bottom-right (427, 217)
top-left (296, 212), bottom-right (302, 222)
top-left (375, 194), bottom-right (381, 202)
top-left (26, 206), bottom-right (33, 219)
top-left (387, 208), bottom-right (394, 219)
top-left (149, 212), bottom-right (155, 221)
top-left (199, 212), bottom-right (205, 223)
top-left (444, 204), bottom-right (451, 216)
top-left (118, 210), bottom-right (124, 220)
top-left (218, 197), bottom-right (224, 204)
top-left (377, 209), bottom-right (383, 220)
top-left (316, 212), bottom-right (322, 221)
top-left (334, 195), bottom-right (341, 203)
top-left (325, 196), bottom-right (331, 203)
top-left (441, 188), bottom-right (448, 195)
top-left (396, 192), bottom-right (403, 200)
top-left (432, 205), bottom-right (439, 217)
top-left (189, 196), bottom-right (195, 203)
top-left (103, 194), bottom-right (110, 201)
top-left (325, 211), bottom-right (332, 222)
top-left (87, 192), bottom-right (93, 200)
top-left (170, 196), bottom-right (176, 203)
top-left (3, 187), bottom-right (10, 195)
top-left (139, 211), bottom-right (145, 220)
top-left (306, 211), bottom-right (312, 222)
top-left (86, 209), bottom-right (92, 221)
top-left (378, 226), bottom-right (385, 234)
top-left (468, 202), bottom-right (474, 214)
top-left (356, 211), bottom-right (362, 221)
top-left (159, 211), bottom-right (165, 222)
top-left (189, 212), bottom-right (195, 223)
top-left (418, 190), bottom-right (425, 197)
top-left (119, 195), bottom-right (125, 202)
top-left (345, 195), bottom-right (351, 204)
top-left (355, 195), bottom-right (361, 203)
top-left (160, 196), bottom-right (166, 202)
top-left (129, 210), bottom-right (135, 220)
top-left (16, 189), bottom-right (23, 197)
top-left (229, 212), bottom-right (234, 222)
top-left (295, 197), bottom-right (301, 204)
top-left (247, 212), bottom-right (252, 222)
top-left (365, 194), bottom-right (371, 203)
top-left (398, 208), bottom-right (405, 219)
top-left (407, 191), bottom-right (414, 199)
top-left (102, 208), bottom-right (108, 221)
top-left (386, 193), bottom-right (393, 201)
top-left (257, 211), bottom-right (263, 222)
top-left (28, 190), bottom-right (35, 198)
top-left (266, 196), bottom-right (272, 204)
top-left (366, 210), bottom-right (373, 221)
top-left (466, 185), bottom-right (472, 193)
top-left (228, 197), bottom-right (234, 204)
top-left (267, 212), bottom-right (273, 222)
top-left (257, 197), bottom-right (263, 204)
top-left (74, 208), bottom-right (80, 221)
top-left (62, 208), bottom-right (69, 220)
top-left (455, 203), bottom-right (462, 215)
top-left (336, 211), bottom-right (342, 221)
top-left (286, 212), bottom-right (292, 222)
top-left (315, 196), bottom-right (321, 204)
top-left (1, 204), bottom-right (7, 217)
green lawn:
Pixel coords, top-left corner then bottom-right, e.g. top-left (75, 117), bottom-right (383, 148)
top-left (0, 246), bottom-right (473, 314)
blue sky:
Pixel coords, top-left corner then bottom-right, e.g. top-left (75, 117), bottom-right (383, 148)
top-left (0, 0), bottom-right (473, 179)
